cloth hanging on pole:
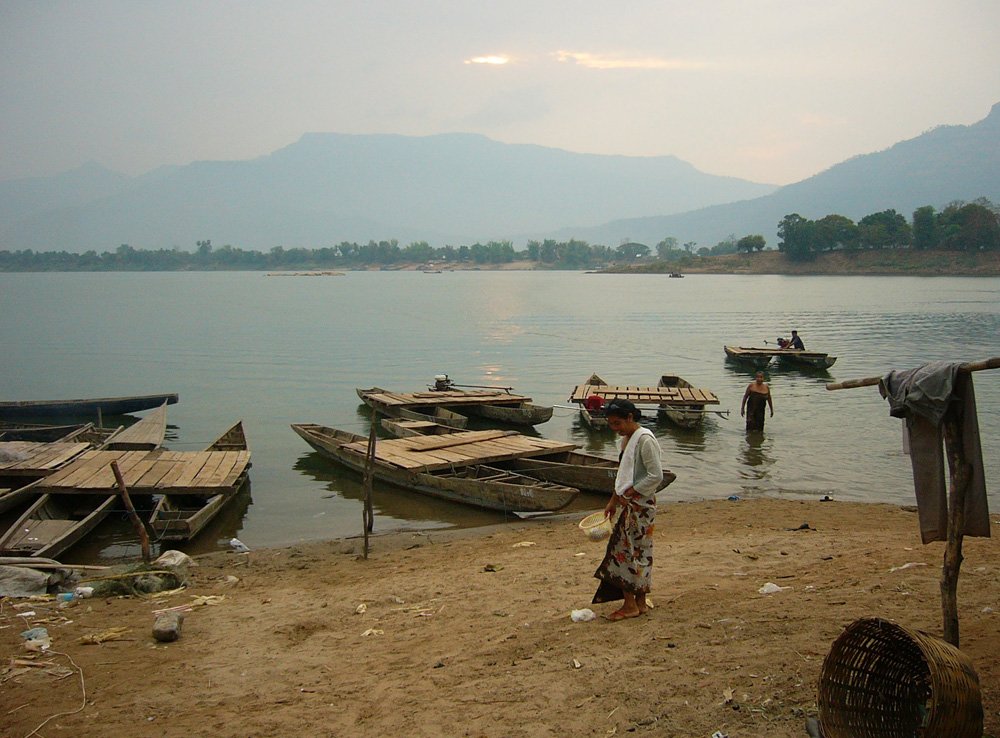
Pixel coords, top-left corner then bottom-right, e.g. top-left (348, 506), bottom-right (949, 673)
top-left (880, 362), bottom-right (990, 543)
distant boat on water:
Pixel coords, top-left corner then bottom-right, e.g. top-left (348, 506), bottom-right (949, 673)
top-left (0, 394), bottom-right (179, 420)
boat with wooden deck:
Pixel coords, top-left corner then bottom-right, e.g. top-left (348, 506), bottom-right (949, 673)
top-left (427, 376), bottom-right (553, 426)
top-left (291, 423), bottom-right (579, 512)
top-left (656, 374), bottom-right (718, 428)
top-left (357, 388), bottom-right (469, 429)
top-left (148, 421), bottom-right (251, 541)
top-left (379, 418), bottom-right (676, 496)
top-left (569, 373), bottom-right (721, 429)
top-left (0, 393), bottom-right (179, 420)
top-left (724, 345), bottom-right (836, 369)
top-left (358, 384), bottom-right (552, 428)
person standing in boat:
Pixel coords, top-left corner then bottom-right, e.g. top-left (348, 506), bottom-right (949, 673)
top-left (593, 399), bottom-right (663, 621)
top-left (741, 372), bottom-right (774, 431)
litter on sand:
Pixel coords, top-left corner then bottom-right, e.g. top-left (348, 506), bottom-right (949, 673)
top-left (570, 609), bottom-right (597, 622)
top-left (888, 562), bottom-right (927, 572)
top-left (758, 582), bottom-right (790, 594)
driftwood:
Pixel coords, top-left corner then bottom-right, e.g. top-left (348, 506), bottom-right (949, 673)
top-left (827, 357), bottom-right (998, 647)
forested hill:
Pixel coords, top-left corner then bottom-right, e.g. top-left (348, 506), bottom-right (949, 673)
top-left (560, 103), bottom-right (1000, 249)
top-left (0, 134), bottom-right (775, 254)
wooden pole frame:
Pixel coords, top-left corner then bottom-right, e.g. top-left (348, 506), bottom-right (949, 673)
top-left (362, 422), bottom-right (376, 559)
top-left (826, 357), bottom-right (998, 647)
top-left (110, 460), bottom-right (151, 563)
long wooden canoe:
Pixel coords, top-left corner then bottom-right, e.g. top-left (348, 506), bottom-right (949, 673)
top-left (148, 421), bottom-right (251, 541)
top-left (292, 423), bottom-right (579, 513)
top-left (0, 393), bottom-right (179, 420)
top-left (0, 492), bottom-right (118, 558)
top-left (378, 418), bottom-right (666, 497)
top-left (101, 402), bottom-right (168, 450)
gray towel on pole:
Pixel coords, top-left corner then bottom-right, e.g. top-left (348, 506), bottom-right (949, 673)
top-left (880, 362), bottom-right (990, 544)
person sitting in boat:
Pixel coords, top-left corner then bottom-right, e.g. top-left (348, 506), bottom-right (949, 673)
top-left (741, 372), bottom-right (774, 432)
top-left (583, 394), bottom-right (605, 412)
top-left (787, 330), bottom-right (805, 350)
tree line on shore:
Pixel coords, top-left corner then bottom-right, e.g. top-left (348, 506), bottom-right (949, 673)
top-left (1, 199), bottom-right (996, 271)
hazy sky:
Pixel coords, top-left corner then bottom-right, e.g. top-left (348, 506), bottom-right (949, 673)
top-left (2, 1), bottom-right (998, 186)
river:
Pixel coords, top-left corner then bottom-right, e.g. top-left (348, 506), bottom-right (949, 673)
top-left (1, 270), bottom-right (998, 562)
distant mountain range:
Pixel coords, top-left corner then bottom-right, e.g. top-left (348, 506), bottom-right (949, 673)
top-left (561, 103), bottom-right (1000, 249)
top-left (1, 103), bottom-right (998, 253)
top-left (0, 135), bottom-right (775, 253)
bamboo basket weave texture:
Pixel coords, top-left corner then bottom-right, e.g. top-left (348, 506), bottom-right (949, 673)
top-left (818, 617), bottom-right (982, 738)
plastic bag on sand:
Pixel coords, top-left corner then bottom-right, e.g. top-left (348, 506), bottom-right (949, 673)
top-left (758, 582), bottom-right (790, 594)
top-left (571, 609), bottom-right (597, 622)
top-left (155, 550), bottom-right (196, 569)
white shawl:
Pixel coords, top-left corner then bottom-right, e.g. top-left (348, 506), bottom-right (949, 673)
top-left (615, 427), bottom-right (657, 496)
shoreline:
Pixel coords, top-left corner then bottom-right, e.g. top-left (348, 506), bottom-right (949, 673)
top-left (3, 497), bottom-right (998, 737)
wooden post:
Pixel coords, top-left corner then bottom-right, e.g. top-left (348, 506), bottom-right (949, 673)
top-left (110, 460), bottom-right (151, 563)
top-left (826, 358), bottom-right (1000, 647)
top-left (941, 412), bottom-right (971, 647)
top-left (362, 422), bottom-right (376, 559)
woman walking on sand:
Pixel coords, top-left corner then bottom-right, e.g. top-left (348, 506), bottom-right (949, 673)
top-left (593, 399), bottom-right (664, 621)
top-left (741, 371), bottom-right (773, 432)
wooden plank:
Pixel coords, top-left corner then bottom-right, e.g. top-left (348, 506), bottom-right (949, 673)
top-left (171, 452), bottom-right (213, 488)
top-left (219, 453), bottom-right (252, 487)
top-left (188, 453), bottom-right (228, 489)
top-left (154, 452), bottom-right (199, 487)
top-left (42, 450), bottom-right (131, 488)
top-left (398, 430), bottom-right (517, 452)
top-left (134, 457), bottom-right (183, 488)
top-left (202, 452), bottom-right (240, 487)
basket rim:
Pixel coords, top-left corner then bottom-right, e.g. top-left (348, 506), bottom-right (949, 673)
top-left (579, 511), bottom-right (611, 529)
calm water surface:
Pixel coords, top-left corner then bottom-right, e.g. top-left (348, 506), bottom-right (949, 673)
top-left (1, 271), bottom-right (998, 562)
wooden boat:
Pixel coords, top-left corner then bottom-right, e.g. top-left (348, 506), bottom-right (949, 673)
top-left (570, 373), bottom-right (720, 429)
top-left (724, 345), bottom-right (836, 369)
top-left (656, 374), bottom-right (712, 428)
top-left (0, 491), bottom-right (118, 558)
top-left (359, 384), bottom-right (552, 428)
top-left (0, 393), bottom-right (179, 420)
top-left (357, 388), bottom-right (468, 429)
top-left (426, 378), bottom-right (553, 426)
top-left (461, 401), bottom-right (553, 426)
top-left (148, 421), bottom-right (250, 541)
top-left (724, 346), bottom-right (773, 369)
top-left (291, 423), bottom-right (579, 513)
top-left (379, 418), bottom-right (658, 496)
top-left (573, 374), bottom-right (612, 429)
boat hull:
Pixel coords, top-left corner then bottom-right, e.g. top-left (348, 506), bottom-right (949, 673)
top-left (0, 394), bottom-right (179, 420)
top-left (291, 424), bottom-right (578, 513)
top-left (0, 492), bottom-right (118, 558)
top-left (461, 402), bottom-right (554, 426)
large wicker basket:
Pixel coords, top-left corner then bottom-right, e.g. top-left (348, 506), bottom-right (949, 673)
top-left (818, 617), bottom-right (982, 738)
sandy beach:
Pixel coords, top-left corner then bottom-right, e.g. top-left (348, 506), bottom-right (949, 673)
top-left (2, 498), bottom-right (999, 738)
